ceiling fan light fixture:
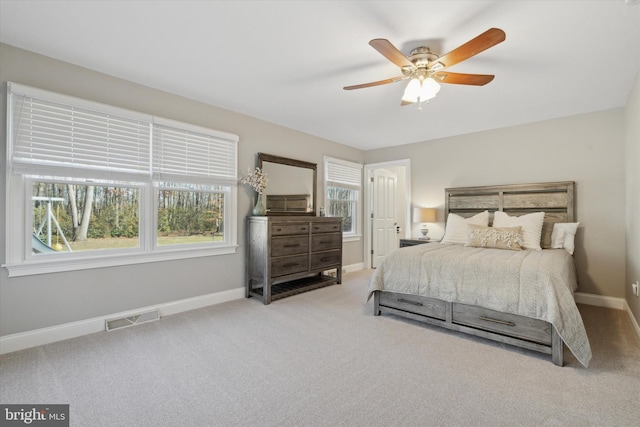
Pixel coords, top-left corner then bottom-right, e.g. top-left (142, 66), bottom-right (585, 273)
top-left (401, 77), bottom-right (422, 103)
top-left (419, 77), bottom-right (441, 101)
top-left (346, 28), bottom-right (506, 106)
top-left (402, 76), bottom-right (441, 104)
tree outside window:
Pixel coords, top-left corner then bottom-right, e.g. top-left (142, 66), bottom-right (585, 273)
top-left (324, 157), bottom-right (362, 239)
top-left (327, 186), bottom-right (356, 233)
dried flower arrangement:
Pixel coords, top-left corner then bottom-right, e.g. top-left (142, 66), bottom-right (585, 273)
top-left (239, 166), bottom-right (268, 194)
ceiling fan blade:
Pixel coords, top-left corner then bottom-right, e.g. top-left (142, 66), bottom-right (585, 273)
top-left (429, 28), bottom-right (505, 70)
top-left (400, 100), bottom-right (415, 106)
top-left (343, 76), bottom-right (406, 90)
top-left (369, 39), bottom-right (417, 70)
top-left (435, 72), bottom-right (495, 86)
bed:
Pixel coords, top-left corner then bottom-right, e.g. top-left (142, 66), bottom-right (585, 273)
top-left (368, 181), bottom-right (592, 367)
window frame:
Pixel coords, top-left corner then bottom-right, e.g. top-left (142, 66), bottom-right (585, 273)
top-left (323, 156), bottom-right (362, 242)
top-left (4, 82), bottom-right (239, 277)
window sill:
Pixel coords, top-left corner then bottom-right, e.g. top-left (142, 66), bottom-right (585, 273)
top-left (343, 234), bottom-right (362, 243)
top-left (3, 245), bottom-right (239, 277)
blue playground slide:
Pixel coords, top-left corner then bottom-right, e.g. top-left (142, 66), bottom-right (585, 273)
top-left (32, 234), bottom-right (58, 253)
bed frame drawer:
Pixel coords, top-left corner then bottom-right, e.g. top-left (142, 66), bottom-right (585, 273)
top-left (452, 303), bottom-right (552, 345)
top-left (379, 292), bottom-right (447, 320)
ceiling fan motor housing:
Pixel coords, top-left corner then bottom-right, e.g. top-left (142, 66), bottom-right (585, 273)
top-left (402, 47), bottom-right (441, 76)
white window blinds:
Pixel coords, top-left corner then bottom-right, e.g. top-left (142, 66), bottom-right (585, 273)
top-left (9, 83), bottom-right (151, 178)
top-left (326, 158), bottom-right (362, 190)
top-left (8, 83), bottom-right (238, 185)
top-left (152, 119), bottom-right (238, 185)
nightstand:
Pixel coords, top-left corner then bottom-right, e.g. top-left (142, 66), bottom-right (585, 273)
top-left (399, 238), bottom-right (435, 248)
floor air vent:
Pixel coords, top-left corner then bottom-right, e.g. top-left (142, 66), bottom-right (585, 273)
top-left (105, 309), bottom-right (160, 331)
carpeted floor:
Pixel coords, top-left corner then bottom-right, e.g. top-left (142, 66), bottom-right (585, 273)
top-left (1, 269), bottom-right (639, 426)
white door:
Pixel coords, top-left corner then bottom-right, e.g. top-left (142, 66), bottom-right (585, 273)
top-left (372, 168), bottom-right (398, 267)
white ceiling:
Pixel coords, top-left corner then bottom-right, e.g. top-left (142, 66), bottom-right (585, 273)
top-left (1, 1), bottom-right (639, 150)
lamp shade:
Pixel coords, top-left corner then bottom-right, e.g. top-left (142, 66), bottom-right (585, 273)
top-left (413, 207), bottom-right (436, 223)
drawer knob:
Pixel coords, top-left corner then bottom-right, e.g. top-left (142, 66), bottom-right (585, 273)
top-left (283, 244), bottom-right (300, 248)
top-left (397, 298), bottom-right (423, 307)
top-left (479, 316), bottom-right (515, 327)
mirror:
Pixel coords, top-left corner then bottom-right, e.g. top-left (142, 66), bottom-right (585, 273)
top-left (258, 153), bottom-right (317, 216)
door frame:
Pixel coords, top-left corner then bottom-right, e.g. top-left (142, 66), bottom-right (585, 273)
top-left (364, 159), bottom-right (412, 269)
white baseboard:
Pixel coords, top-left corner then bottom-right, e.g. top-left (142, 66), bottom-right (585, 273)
top-left (575, 292), bottom-right (640, 340)
top-left (343, 262), bottom-right (364, 274)
top-left (623, 300), bottom-right (640, 340)
top-left (574, 292), bottom-right (625, 309)
top-left (0, 287), bottom-right (245, 355)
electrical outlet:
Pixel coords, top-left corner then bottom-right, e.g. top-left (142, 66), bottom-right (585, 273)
top-left (633, 281), bottom-right (640, 297)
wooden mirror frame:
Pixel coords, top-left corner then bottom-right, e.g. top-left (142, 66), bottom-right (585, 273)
top-left (258, 153), bottom-right (317, 216)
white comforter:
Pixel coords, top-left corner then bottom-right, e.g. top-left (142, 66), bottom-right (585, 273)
top-left (368, 243), bottom-right (592, 367)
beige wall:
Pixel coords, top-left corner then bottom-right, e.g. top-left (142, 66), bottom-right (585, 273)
top-left (0, 43), bottom-right (364, 336)
top-left (365, 109), bottom-right (627, 298)
top-left (1, 41), bottom-right (637, 338)
top-left (625, 72), bottom-right (640, 323)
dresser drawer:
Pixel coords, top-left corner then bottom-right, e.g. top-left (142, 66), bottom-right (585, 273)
top-left (271, 255), bottom-right (309, 277)
top-left (452, 303), bottom-right (552, 345)
top-left (310, 250), bottom-right (341, 270)
top-left (272, 236), bottom-right (309, 257)
top-left (311, 233), bottom-right (341, 251)
top-left (271, 223), bottom-right (309, 236)
top-left (379, 292), bottom-right (447, 320)
top-left (311, 222), bottom-right (341, 233)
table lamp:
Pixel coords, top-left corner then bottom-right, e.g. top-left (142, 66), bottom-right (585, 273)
top-left (413, 207), bottom-right (436, 240)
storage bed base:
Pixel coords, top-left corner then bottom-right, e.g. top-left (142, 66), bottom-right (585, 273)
top-left (373, 290), bottom-right (564, 366)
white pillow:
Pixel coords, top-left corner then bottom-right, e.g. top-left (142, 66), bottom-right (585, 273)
top-left (492, 211), bottom-right (545, 250)
top-left (441, 211), bottom-right (489, 245)
top-left (551, 222), bottom-right (579, 255)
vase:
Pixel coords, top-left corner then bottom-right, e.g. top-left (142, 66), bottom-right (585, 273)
top-left (252, 193), bottom-right (267, 216)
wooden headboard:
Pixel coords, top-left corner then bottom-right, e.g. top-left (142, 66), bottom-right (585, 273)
top-left (445, 181), bottom-right (575, 249)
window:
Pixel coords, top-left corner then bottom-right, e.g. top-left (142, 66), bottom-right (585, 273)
top-left (32, 180), bottom-right (142, 252)
top-left (5, 82), bottom-right (238, 277)
top-left (324, 156), bottom-right (362, 240)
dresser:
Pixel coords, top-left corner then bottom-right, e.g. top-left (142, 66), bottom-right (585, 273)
top-left (246, 216), bottom-right (343, 304)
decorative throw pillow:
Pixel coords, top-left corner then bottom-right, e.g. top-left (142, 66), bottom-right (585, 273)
top-left (441, 210), bottom-right (490, 245)
top-left (492, 211), bottom-right (545, 250)
top-left (551, 222), bottom-right (580, 255)
top-left (465, 224), bottom-right (523, 250)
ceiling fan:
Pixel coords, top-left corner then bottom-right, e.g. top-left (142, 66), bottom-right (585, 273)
top-left (344, 28), bottom-right (506, 107)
